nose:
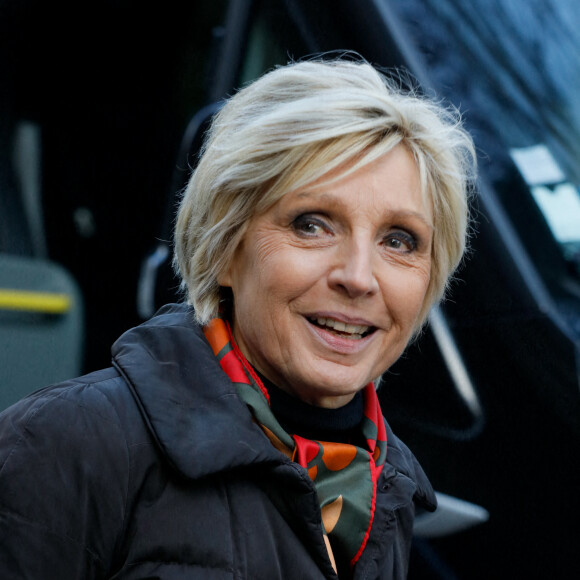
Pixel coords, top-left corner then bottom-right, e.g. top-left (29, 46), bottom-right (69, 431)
top-left (327, 236), bottom-right (380, 298)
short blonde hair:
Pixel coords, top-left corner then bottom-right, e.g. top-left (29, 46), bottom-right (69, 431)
top-left (174, 58), bottom-right (476, 327)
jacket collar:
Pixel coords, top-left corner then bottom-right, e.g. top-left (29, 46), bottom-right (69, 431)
top-left (112, 303), bottom-right (436, 510)
top-left (112, 303), bottom-right (282, 480)
top-left (380, 422), bottom-right (437, 511)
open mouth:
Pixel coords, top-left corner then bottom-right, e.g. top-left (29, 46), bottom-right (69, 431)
top-left (308, 316), bottom-right (376, 340)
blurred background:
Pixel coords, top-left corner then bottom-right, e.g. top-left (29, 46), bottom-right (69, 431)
top-left (1, 0), bottom-right (579, 577)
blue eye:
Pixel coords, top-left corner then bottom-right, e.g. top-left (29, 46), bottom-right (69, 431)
top-left (292, 215), bottom-right (329, 236)
top-left (385, 231), bottom-right (418, 252)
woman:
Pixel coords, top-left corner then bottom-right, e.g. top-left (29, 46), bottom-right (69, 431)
top-left (0, 59), bottom-right (476, 579)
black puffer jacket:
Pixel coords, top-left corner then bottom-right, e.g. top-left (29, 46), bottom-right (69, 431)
top-left (0, 304), bottom-right (436, 579)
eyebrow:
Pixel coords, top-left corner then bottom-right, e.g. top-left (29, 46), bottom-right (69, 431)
top-left (391, 210), bottom-right (434, 231)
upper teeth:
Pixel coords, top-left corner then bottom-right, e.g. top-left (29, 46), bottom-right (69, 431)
top-left (314, 317), bottom-right (370, 335)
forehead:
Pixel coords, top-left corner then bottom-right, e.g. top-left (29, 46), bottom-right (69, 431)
top-left (277, 145), bottom-right (433, 224)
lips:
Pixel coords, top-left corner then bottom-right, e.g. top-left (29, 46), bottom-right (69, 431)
top-left (308, 316), bottom-right (375, 340)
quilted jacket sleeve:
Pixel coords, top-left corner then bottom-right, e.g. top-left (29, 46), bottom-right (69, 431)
top-left (0, 374), bottom-right (130, 579)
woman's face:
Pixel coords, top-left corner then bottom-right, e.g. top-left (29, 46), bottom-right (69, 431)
top-left (220, 145), bottom-right (433, 408)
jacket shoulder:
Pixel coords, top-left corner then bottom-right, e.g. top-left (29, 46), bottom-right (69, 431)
top-left (0, 368), bottom-right (150, 576)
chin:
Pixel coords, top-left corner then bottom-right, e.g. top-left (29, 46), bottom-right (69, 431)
top-left (292, 371), bottom-right (369, 404)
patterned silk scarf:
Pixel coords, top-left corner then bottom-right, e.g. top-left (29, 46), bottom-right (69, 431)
top-left (203, 317), bottom-right (387, 576)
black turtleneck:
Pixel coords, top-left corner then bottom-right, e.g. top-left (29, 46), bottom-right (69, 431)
top-left (256, 371), bottom-right (366, 446)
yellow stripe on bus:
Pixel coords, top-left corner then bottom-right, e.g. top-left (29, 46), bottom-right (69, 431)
top-left (0, 289), bottom-right (72, 314)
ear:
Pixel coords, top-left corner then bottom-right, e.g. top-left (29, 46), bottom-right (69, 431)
top-left (217, 262), bottom-right (234, 288)
top-left (217, 223), bottom-right (247, 289)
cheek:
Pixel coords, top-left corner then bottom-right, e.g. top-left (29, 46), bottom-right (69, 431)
top-left (258, 243), bottom-right (323, 295)
top-left (384, 266), bottom-right (431, 321)
top-left (233, 250), bottom-right (302, 330)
